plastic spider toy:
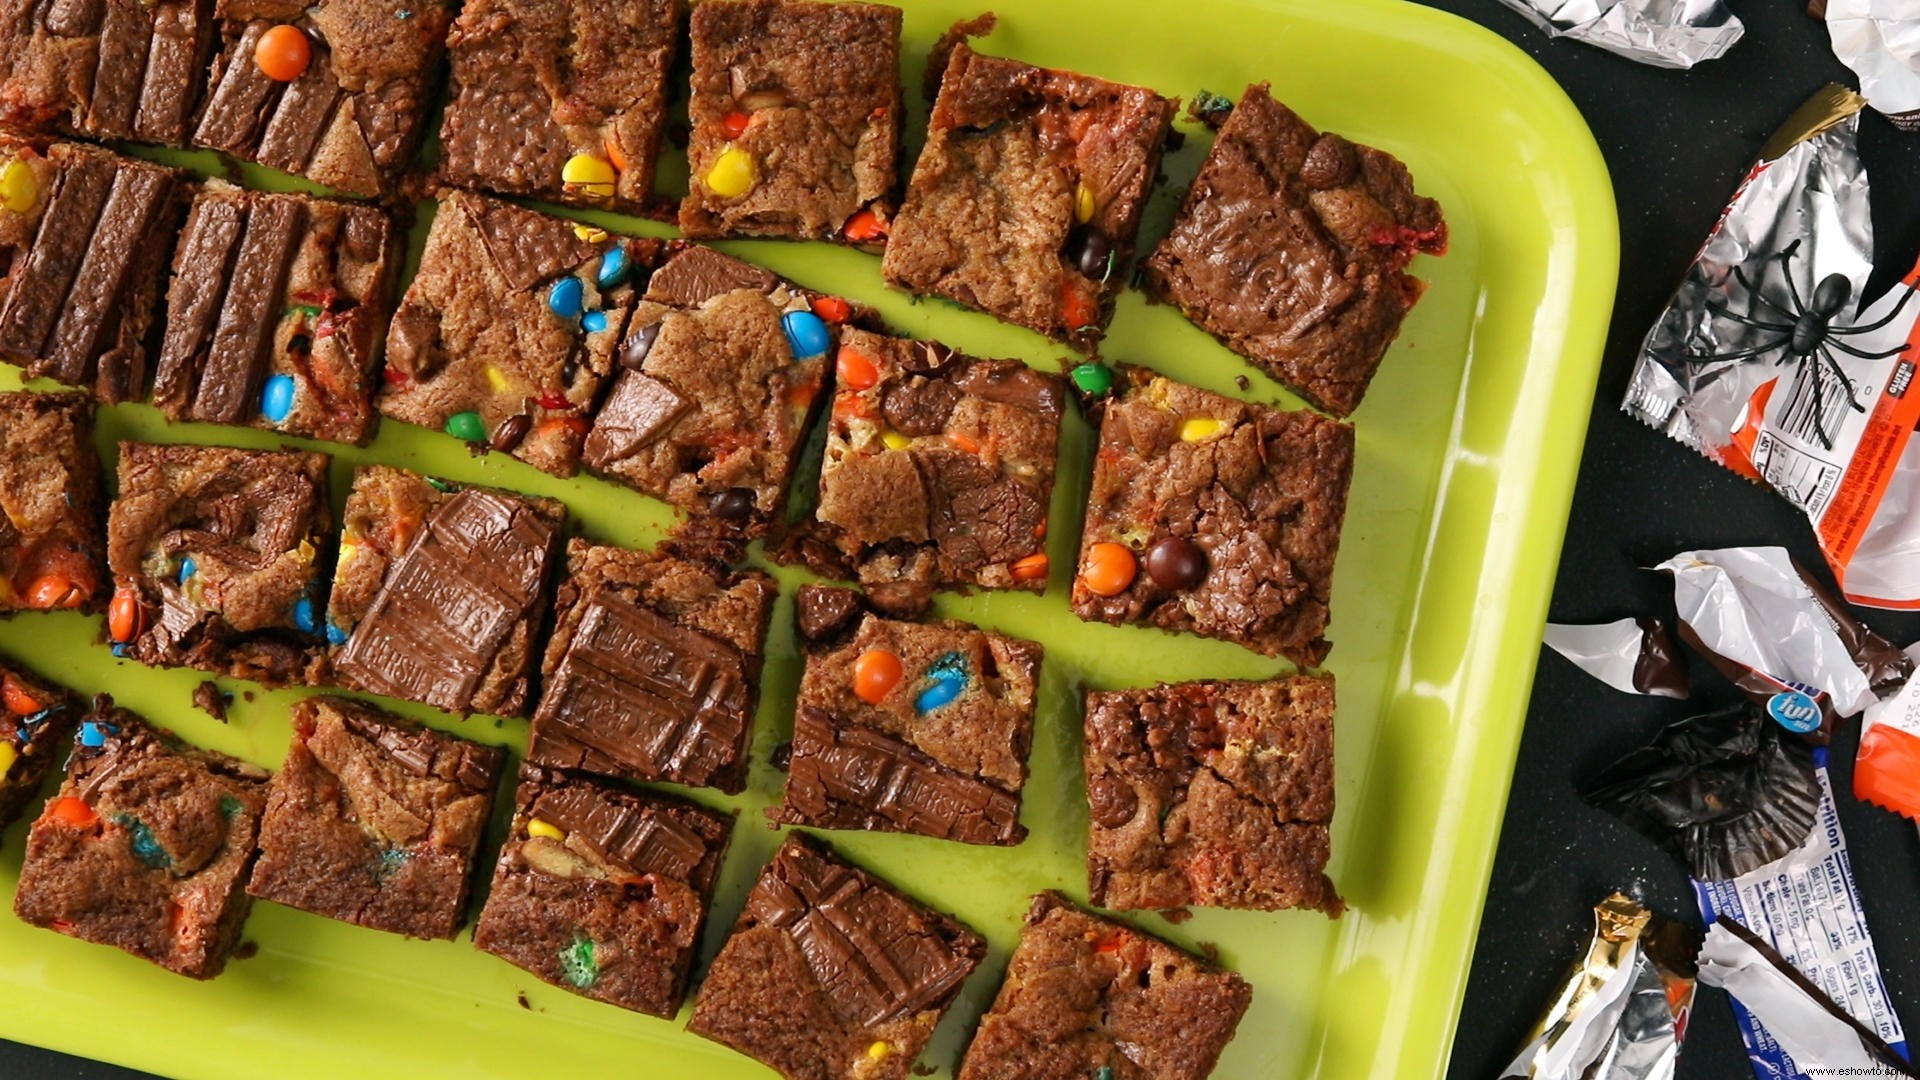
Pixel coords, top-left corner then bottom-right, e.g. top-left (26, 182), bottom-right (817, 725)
top-left (1689, 238), bottom-right (1912, 449)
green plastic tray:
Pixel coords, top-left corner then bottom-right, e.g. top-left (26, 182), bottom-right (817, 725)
top-left (0, 0), bottom-right (1617, 1076)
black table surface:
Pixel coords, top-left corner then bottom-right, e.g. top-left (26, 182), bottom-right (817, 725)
top-left (11, 1), bottom-right (1920, 1077)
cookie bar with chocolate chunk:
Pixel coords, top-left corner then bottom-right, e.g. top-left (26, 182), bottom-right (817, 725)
top-left (882, 27), bottom-right (1174, 350)
top-left (524, 539), bottom-right (776, 794)
top-left (687, 833), bottom-right (985, 1080)
top-left (192, 0), bottom-right (452, 197)
top-left (154, 184), bottom-right (397, 445)
top-left (379, 190), bottom-right (645, 477)
top-left (1084, 676), bottom-right (1341, 916)
top-left (1140, 84), bottom-right (1446, 416)
top-left (13, 699), bottom-right (269, 978)
top-left (438, 0), bottom-right (679, 210)
top-left (473, 765), bottom-right (733, 1016)
top-left (679, 0), bottom-right (902, 242)
top-left (326, 466), bottom-right (565, 717)
top-left (0, 655), bottom-right (79, 835)
top-left (0, 0), bottom-right (213, 143)
top-left (0, 391), bottom-right (106, 614)
top-left (770, 585), bottom-right (1039, 846)
top-left (0, 139), bottom-right (187, 402)
top-left (958, 892), bottom-right (1253, 1080)
top-left (105, 443), bottom-right (333, 687)
top-left (581, 243), bottom-right (843, 535)
top-left (1071, 366), bottom-right (1352, 666)
top-left (809, 328), bottom-right (1062, 592)
top-left (247, 695), bottom-right (503, 938)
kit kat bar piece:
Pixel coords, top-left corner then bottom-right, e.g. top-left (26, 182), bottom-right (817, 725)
top-left (0, 0), bottom-right (214, 144)
top-left (0, 139), bottom-right (187, 402)
top-left (154, 184), bottom-right (397, 445)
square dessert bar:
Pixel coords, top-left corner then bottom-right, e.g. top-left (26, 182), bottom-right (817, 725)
top-left (106, 443), bottom-right (333, 687)
top-left (772, 585), bottom-right (1039, 846)
top-left (439, 0), bottom-right (680, 211)
top-left (525, 539), bottom-right (776, 794)
top-left (380, 190), bottom-right (645, 477)
top-left (958, 893), bottom-right (1252, 1080)
top-left (582, 244), bottom-right (845, 534)
top-left (1141, 84), bottom-right (1447, 416)
top-left (248, 695), bottom-right (503, 939)
top-left (1071, 366), bottom-right (1353, 666)
top-left (0, 139), bottom-right (187, 402)
top-left (193, 0), bottom-right (452, 197)
top-left (811, 328), bottom-right (1063, 592)
top-left (13, 699), bottom-right (269, 978)
top-left (0, 391), bottom-right (106, 614)
top-left (0, 0), bottom-right (213, 143)
top-left (688, 833), bottom-right (985, 1080)
top-left (154, 184), bottom-right (398, 445)
top-left (882, 27), bottom-right (1174, 350)
top-left (1083, 676), bottom-right (1341, 916)
top-left (327, 466), bottom-right (565, 717)
top-left (473, 764), bottom-right (733, 1016)
top-left (0, 655), bottom-right (80, 835)
top-left (679, 0), bottom-right (902, 242)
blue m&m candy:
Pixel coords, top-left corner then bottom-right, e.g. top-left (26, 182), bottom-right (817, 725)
top-left (260, 373), bottom-right (295, 423)
top-left (582, 310), bottom-right (609, 334)
top-left (293, 595), bottom-right (319, 635)
top-left (178, 556), bottom-right (197, 584)
top-left (596, 247), bottom-right (629, 289)
top-left (549, 276), bottom-right (584, 319)
top-left (782, 310), bottom-right (829, 361)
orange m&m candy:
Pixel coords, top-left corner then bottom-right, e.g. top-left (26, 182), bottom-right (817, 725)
top-left (1010, 552), bottom-right (1048, 582)
top-left (46, 796), bottom-right (97, 829)
top-left (837, 346), bottom-right (879, 391)
top-left (2, 673), bottom-right (39, 716)
top-left (1079, 542), bottom-right (1136, 597)
top-left (843, 208), bottom-right (888, 242)
top-left (853, 650), bottom-right (902, 705)
top-left (108, 585), bottom-right (143, 643)
top-left (255, 25), bottom-right (312, 82)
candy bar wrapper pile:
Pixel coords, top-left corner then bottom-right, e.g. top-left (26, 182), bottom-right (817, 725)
top-left (1583, 708), bottom-right (1908, 1078)
top-left (1491, 0), bottom-right (1742, 68)
top-left (1500, 894), bottom-right (1697, 1080)
top-left (1625, 86), bottom-right (1920, 609)
top-left (1816, 1), bottom-right (1920, 130)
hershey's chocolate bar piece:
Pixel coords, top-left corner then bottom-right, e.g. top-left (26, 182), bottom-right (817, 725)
top-left (738, 836), bottom-right (980, 1027)
top-left (334, 488), bottom-right (561, 716)
top-left (526, 590), bottom-right (751, 789)
top-left (525, 782), bottom-right (712, 882)
top-left (782, 706), bottom-right (1025, 845)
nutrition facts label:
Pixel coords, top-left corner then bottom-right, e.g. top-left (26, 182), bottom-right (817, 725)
top-left (1752, 430), bottom-right (1843, 517)
top-left (1692, 763), bottom-right (1906, 1078)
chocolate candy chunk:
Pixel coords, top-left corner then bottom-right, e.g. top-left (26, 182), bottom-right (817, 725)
top-left (332, 484), bottom-right (564, 717)
top-left (526, 783), bottom-right (711, 882)
top-left (688, 835), bottom-right (984, 1077)
top-left (580, 372), bottom-right (693, 466)
top-left (794, 583), bottom-right (865, 645)
top-left (881, 377), bottom-right (963, 437)
top-left (526, 540), bottom-right (776, 794)
top-left (785, 707), bottom-right (1025, 844)
top-left (643, 244), bottom-right (779, 307)
top-left (468, 194), bottom-right (607, 292)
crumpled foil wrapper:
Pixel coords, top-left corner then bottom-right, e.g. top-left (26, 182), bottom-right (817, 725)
top-left (1493, 0), bottom-right (1743, 69)
top-left (1817, 0), bottom-right (1920, 130)
top-left (1625, 86), bottom-right (1873, 459)
top-left (1500, 894), bottom-right (1698, 1080)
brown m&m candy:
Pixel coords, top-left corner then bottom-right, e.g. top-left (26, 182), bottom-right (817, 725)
top-left (1144, 536), bottom-right (1206, 590)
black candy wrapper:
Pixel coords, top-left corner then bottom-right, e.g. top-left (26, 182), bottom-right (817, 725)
top-left (1582, 705), bottom-right (1821, 880)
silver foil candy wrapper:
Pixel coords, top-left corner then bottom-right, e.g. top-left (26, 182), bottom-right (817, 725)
top-left (1500, 893), bottom-right (1697, 1080)
top-left (1493, 0), bottom-right (1743, 69)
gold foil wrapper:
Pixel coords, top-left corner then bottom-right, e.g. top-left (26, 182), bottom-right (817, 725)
top-left (1501, 894), bottom-right (1698, 1080)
